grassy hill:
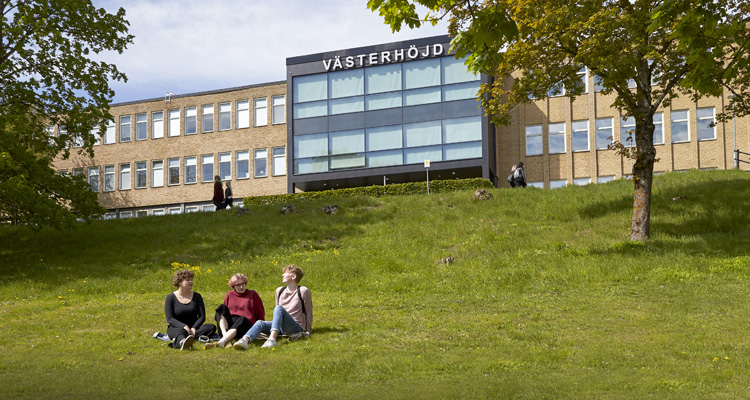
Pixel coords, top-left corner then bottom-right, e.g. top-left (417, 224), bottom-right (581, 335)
top-left (2, 169), bottom-right (750, 399)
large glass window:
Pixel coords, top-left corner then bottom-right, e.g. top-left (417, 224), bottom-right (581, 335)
top-left (237, 100), bottom-right (250, 129)
top-left (152, 160), bottom-right (163, 187)
top-left (135, 161), bottom-right (147, 189)
top-left (237, 151), bottom-right (250, 179)
top-left (104, 165), bottom-right (115, 192)
top-left (367, 125), bottom-right (402, 152)
top-left (254, 149), bottom-right (268, 177)
top-left (653, 113), bottom-right (664, 144)
top-left (548, 122), bottom-right (565, 154)
top-left (621, 116), bottom-right (635, 148)
top-left (202, 104), bottom-right (214, 133)
top-left (405, 121), bottom-right (441, 148)
top-left (152, 111), bottom-right (164, 139)
top-left (273, 147), bottom-right (286, 176)
top-left (254, 98), bottom-right (267, 126)
top-left (329, 69), bottom-right (364, 98)
top-left (184, 156), bottom-right (197, 184)
top-left (185, 107), bottom-right (197, 135)
top-left (120, 116), bottom-right (131, 142)
top-left (219, 152), bottom-right (231, 180)
top-left (168, 109), bottom-right (179, 137)
top-left (366, 64), bottom-right (401, 94)
top-left (201, 155), bottom-right (213, 182)
top-left (136, 113), bottom-right (147, 141)
top-left (572, 120), bottom-right (589, 152)
top-left (442, 56), bottom-right (478, 85)
top-left (119, 163), bottom-right (131, 190)
top-left (596, 118), bottom-right (614, 150)
top-left (526, 125), bottom-right (543, 156)
top-left (697, 107), bottom-right (715, 141)
top-left (671, 110), bottom-right (689, 143)
top-left (219, 103), bottom-right (231, 131)
top-left (168, 158), bottom-right (180, 186)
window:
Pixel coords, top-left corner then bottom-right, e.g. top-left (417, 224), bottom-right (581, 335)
top-left (572, 120), bottom-right (589, 152)
top-left (168, 158), bottom-right (180, 186)
top-left (573, 177), bottom-right (591, 186)
top-left (168, 109), bottom-right (179, 137)
top-left (120, 211), bottom-right (132, 219)
top-left (169, 207), bottom-right (181, 215)
top-left (548, 82), bottom-right (564, 98)
top-left (272, 96), bottom-right (285, 124)
top-left (525, 125), bottom-right (543, 156)
top-left (104, 165), bottom-right (115, 192)
top-left (202, 104), bottom-right (214, 132)
top-left (152, 160), bottom-right (163, 187)
top-left (219, 103), bottom-right (231, 131)
top-left (671, 110), bottom-right (689, 143)
top-left (202, 205), bottom-right (215, 212)
top-left (653, 113), bottom-right (664, 144)
top-left (136, 113), bottom-right (147, 140)
top-left (185, 107), bottom-right (197, 135)
top-left (73, 168), bottom-right (84, 177)
top-left (254, 149), bottom-right (268, 177)
top-left (697, 107), bottom-right (715, 141)
top-left (548, 123), bottom-right (565, 154)
top-left (135, 161), bottom-right (147, 189)
top-left (104, 120), bottom-right (115, 144)
top-left (152, 111), bottom-right (164, 139)
top-left (595, 118), bottom-right (614, 150)
top-left (120, 116), bottom-right (131, 142)
top-left (236, 151), bottom-right (249, 179)
top-left (119, 163), bottom-right (131, 190)
top-left (550, 179), bottom-right (567, 189)
top-left (184, 156), bottom-right (197, 184)
top-left (219, 152), bottom-right (231, 180)
top-left (91, 125), bottom-right (100, 146)
top-left (88, 167), bottom-right (99, 192)
top-left (575, 67), bottom-right (588, 94)
top-left (597, 175), bottom-right (615, 183)
top-left (621, 116), bottom-right (635, 148)
top-left (201, 154), bottom-right (214, 182)
top-left (272, 147), bottom-right (286, 176)
top-left (594, 75), bottom-right (604, 93)
top-left (527, 182), bottom-right (544, 188)
top-left (254, 98), bottom-right (267, 126)
top-left (104, 213), bottom-right (116, 220)
top-left (185, 206), bottom-right (199, 213)
top-left (136, 210), bottom-right (148, 218)
top-left (153, 209), bottom-right (165, 216)
top-left (236, 100), bottom-right (250, 129)
top-left (58, 169), bottom-right (68, 176)
top-left (46, 125), bottom-right (55, 146)
top-left (72, 129), bottom-right (84, 148)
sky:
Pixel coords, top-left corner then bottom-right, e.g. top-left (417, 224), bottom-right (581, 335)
top-left (94, 0), bottom-right (449, 104)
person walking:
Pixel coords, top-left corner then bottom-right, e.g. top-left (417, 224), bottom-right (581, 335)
top-left (223, 181), bottom-right (233, 209)
top-left (212, 175), bottom-right (224, 210)
top-left (510, 162), bottom-right (527, 188)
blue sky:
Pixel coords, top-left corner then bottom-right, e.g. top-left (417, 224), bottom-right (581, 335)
top-left (94, 0), bottom-right (448, 104)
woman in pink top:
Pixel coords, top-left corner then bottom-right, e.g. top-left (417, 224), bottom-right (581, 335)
top-left (205, 273), bottom-right (265, 349)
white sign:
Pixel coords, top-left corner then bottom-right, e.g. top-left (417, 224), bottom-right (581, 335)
top-left (323, 44), bottom-right (445, 71)
top-left (424, 159), bottom-right (430, 168)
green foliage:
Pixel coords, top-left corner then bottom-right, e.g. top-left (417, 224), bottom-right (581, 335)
top-left (0, 0), bottom-right (133, 228)
top-left (243, 177), bottom-right (494, 206)
top-left (2, 170), bottom-right (750, 398)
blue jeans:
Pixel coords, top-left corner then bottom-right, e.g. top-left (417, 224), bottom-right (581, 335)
top-left (242, 305), bottom-right (302, 341)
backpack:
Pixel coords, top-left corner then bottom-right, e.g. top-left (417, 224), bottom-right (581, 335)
top-left (513, 168), bottom-right (523, 180)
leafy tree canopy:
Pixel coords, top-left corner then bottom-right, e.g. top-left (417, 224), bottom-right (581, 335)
top-left (369, 0), bottom-right (750, 240)
top-left (1, 0), bottom-right (133, 229)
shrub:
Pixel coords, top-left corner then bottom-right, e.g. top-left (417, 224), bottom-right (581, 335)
top-left (242, 178), bottom-right (494, 207)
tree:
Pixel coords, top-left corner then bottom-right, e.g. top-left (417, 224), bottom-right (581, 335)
top-left (369, 0), bottom-right (750, 240)
top-left (0, 0), bottom-right (133, 229)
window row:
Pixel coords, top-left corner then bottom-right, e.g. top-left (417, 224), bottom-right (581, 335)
top-left (60, 148), bottom-right (286, 192)
top-left (293, 56), bottom-right (479, 119)
top-left (104, 204), bottom-right (220, 219)
top-left (542, 64), bottom-right (662, 98)
top-left (53, 96), bottom-right (285, 147)
top-left (525, 107), bottom-right (716, 156)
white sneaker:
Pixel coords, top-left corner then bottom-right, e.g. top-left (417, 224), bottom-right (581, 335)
top-left (261, 338), bottom-right (277, 348)
top-left (180, 335), bottom-right (194, 351)
top-left (233, 338), bottom-right (249, 350)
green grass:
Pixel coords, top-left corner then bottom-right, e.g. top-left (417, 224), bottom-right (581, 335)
top-left (2, 169), bottom-right (750, 399)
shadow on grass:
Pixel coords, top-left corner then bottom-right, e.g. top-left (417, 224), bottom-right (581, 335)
top-left (310, 325), bottom-right (349, 335)
top-left (0, 196), bottom-right (393, 286)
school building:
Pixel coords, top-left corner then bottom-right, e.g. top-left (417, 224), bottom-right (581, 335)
top-left (52, 34), bottom-right (750, 217)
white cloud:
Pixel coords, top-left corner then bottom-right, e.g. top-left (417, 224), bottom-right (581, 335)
top-left (94, 0), bottom-right (448, 103)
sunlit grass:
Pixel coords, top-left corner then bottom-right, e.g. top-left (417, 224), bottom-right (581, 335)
top-left (2, 169), bottom-right (750, 399)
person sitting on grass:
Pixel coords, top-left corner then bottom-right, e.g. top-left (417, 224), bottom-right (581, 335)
top-left (234, 264), bottom-right (312, 350)
top-left (164, 269), bottom-right (216, 351)
top-left (205, 273), bottom-right (265, 349)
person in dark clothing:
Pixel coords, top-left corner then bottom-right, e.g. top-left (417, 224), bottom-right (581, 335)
top-left (509, 162), bottom-right (527, 188)
top-left (212, 175), bottom-right (224, 210)
top-left (222, 181), bottom-right (233, 209)
top-left (164, 269), bottom-right (216, 351)
top-left (204, 273), bottom-right (265, 349)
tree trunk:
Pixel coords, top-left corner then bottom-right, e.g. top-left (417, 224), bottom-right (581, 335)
top-left (630, 113), bottom-right (656, 241)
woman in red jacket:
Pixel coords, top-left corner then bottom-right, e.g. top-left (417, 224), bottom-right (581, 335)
top-left (205, 273), bottom-right (265, 349)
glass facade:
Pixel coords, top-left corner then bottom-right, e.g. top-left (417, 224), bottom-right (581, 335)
top-left (291, 55), bottom-right (482, 175)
